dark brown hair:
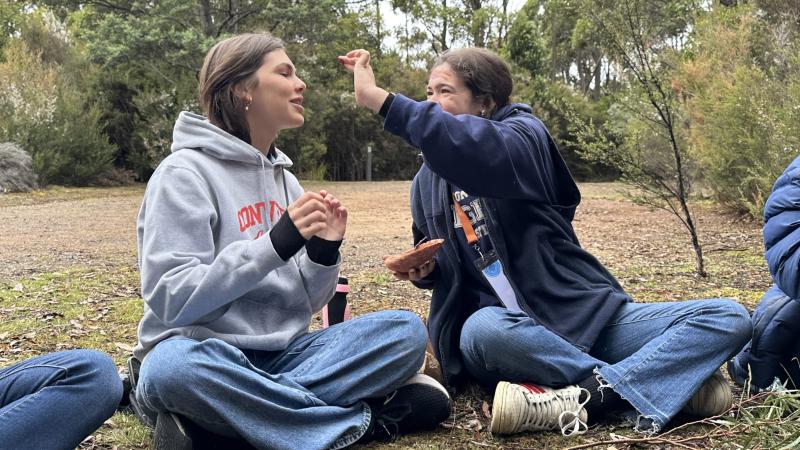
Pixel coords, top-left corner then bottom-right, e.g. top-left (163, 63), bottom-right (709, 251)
top-left (198, 33), bottom-right (285, 144)
top-left (434, 47), bottom-right (513, 116)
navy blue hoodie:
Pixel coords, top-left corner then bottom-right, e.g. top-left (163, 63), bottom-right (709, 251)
top-left (730, 154), bottom-right (800, 389)
top-left (383, 94), bottom-right (631, 390)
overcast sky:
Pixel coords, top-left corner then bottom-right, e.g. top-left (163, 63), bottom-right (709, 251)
top-left (379, 0), bottom-right (528, 49)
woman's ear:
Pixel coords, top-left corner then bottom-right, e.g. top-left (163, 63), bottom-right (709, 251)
top-left (233, 83), bottom-right (250, 103)
top-left (480, 95), bottom-right (496, 118)
top-left (232, 82), bottom-right (254, 111)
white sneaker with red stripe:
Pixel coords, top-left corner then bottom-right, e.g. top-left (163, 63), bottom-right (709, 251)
top-left (490, 381), bottom-right (589, 436)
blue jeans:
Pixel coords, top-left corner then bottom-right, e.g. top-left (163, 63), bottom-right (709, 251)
top-left (460, 300), bottom-right (752, 432)
top-left (137, 310), bottom-right (428, 450)
top-left (0, 349), bottom-right (123, 450)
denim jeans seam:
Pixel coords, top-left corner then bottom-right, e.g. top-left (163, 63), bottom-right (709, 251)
top-left (0, 364), bottom-right (67, 421)
top-left (0, 384), bottom-right (56, 421)
top-left (292, 329), bottom-right (345, 378)
top-left (0, 364), bottom-right (67, 382)
top-left (328, 401), bottom-right (371, 450)
top-left (285, 341), bottom-right (327, 356)
top-left (604, 311), bottom-right (694, 328)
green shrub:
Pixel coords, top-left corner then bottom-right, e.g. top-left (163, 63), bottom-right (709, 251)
top-left (680, 8), bottom-right (800, 218)
top-left (27, 89), bottom-right (114, 186)
top-left (0, 15), bottom-right (114, 186)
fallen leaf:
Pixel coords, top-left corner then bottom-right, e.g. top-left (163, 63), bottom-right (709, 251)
top-left (466, 418), bottom-right (483, 431)
top-left (482, 400), bottom-right (491, 419)
top-left (114, 342), bottom-right (135, 352)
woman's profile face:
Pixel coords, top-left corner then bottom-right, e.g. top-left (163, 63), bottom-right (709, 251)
top-left (426, 63), bottom-right (484, 116)
top-left (246, 49), bottom-right (306, 131)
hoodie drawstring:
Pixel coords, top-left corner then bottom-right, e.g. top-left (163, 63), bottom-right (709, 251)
top-left (259, 155), bottom-right (272, 234)
top-left (280, 167), bottom-right (290, 209)
top-left (257, 152), bottom-right (291, 235)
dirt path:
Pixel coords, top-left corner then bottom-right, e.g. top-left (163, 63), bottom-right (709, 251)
top-left (0, 181), bottom-right (770, 302)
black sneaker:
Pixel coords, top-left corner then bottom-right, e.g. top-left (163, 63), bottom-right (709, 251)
top-left (359, 373), bottom-right (452, 442)
top-left (153, 411), bottom-right (258, 450)
top-left (126, 357), bottom-right (158, 429)
top-left (153, 412), bottom-right (193, 450)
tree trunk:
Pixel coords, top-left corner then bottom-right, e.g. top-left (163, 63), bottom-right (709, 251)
top-left (231, 0), bottom-right (239, 33)
top-left (375, 0), bottom-right (383, 57)
top-left (199, 0), bottom-right (214, 37)
top-left (441, 0), bottom-right (449, 51)
top-left (666, 104), bottom-right (707, 277)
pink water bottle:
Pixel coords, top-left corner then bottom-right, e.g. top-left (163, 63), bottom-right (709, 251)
top-left (322, 277), bottom-right (350, 328)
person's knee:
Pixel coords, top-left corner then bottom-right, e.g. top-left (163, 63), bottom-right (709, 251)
top-left (362, 310), bottom-right (428, 377)
top-left (139, 338), bottom-right (221, 406)
top-left (385, 310), bottom-right (428, 359)
top-left (69, 349), bottom-right (123, 417)
top-left (706, 299), bottom-right (753, 348)
top-left (460, 307), bottom-right (511, 355)
top-left (727, 301), bottom-right (754, 347)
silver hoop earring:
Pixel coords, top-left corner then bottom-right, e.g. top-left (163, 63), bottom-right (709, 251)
top-left (480, 109), bottom-right (486, 117)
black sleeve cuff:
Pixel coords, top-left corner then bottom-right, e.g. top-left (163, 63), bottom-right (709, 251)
top-left (305, 236), bottom-right (342, 266)
top-left (269, 213), bottom-right (306, 261)
top-left (379, 93), bottom-right (396, 118)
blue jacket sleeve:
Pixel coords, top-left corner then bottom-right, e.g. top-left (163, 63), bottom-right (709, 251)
top-left (383, 94), bottom-right (579, 205)
top-left (763, 157), bottom-right (800, 299)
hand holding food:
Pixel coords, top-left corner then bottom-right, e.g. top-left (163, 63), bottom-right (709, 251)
top-left (383, 239), bottom-right (444, 276)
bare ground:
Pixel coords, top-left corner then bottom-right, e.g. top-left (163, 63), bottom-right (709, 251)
top-left (0, 182), bottom-right (772, 449)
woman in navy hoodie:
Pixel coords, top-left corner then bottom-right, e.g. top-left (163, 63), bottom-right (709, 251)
top-left (340, 47), bottom-right (752, 436)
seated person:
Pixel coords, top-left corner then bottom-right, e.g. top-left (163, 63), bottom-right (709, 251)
top-left (133, 33), bottom-right (451, 450)
top-left (729, 154), bottom-right (800, 392)
top-left (340, 46), bottom-right (752, 435)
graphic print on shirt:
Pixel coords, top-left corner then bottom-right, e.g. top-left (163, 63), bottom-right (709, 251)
top-left (452, 189), bottom-right (492, 254)
top-left (237, 200), bottom-right (285, 238)
top-left (452, 188), bottom-right (523, 312)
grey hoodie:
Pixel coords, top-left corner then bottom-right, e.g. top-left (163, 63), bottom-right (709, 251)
top-left (133, 111), bottom-right (339, 360)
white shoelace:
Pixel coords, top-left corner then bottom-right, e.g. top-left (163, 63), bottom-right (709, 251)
top-left (558, 389), bottom-right (590, 437)
top-left (518, 385), bottom-right (590, 436)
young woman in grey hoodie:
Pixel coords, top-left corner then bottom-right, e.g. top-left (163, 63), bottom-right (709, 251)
top-left (133, 33), bottom-right (450, 450)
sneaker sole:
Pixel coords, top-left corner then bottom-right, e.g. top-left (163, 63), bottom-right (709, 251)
top-left (490, 381), bottom-right (513, 434)
top-left (396, 373), bottom-right (452, 433)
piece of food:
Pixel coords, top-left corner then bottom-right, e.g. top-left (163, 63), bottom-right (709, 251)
top-left (384, 239), bottom-right (444, 273)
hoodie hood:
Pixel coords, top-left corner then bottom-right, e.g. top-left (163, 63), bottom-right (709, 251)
top-left (491, 103), bottom-right (533, 121)
top-left (171, 111), bottom-right (293, 168)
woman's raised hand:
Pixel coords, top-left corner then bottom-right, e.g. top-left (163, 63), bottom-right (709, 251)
top-left (317, 190), bottom-right (347, 241)
top-left (338, 49), bottom-right (389, 113)
top-left (287, 192), bottom-right (328, 240)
